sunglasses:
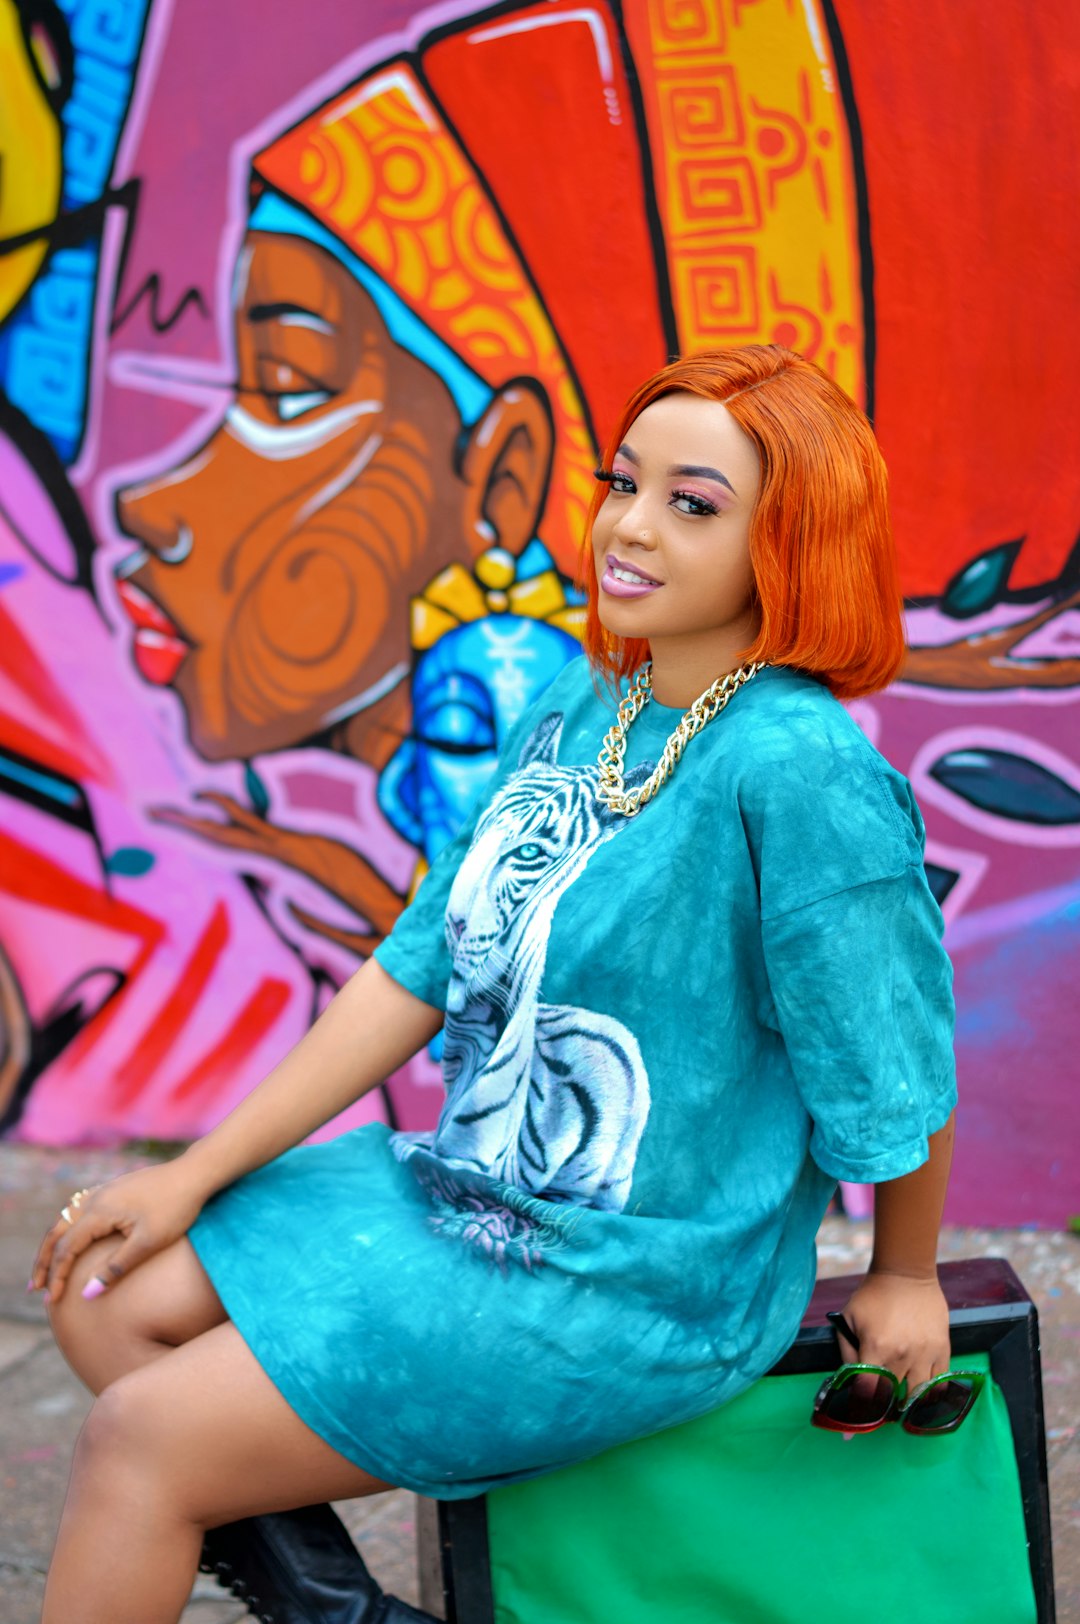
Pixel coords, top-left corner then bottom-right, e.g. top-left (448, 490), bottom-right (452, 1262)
top-left (811, 1312), bottom-right (986, 1435)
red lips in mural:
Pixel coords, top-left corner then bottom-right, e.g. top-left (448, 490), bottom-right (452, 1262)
top-left (115, 577), bottom-right (192, 686)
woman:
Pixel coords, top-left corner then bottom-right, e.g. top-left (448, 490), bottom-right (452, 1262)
top-left (30, 345), bottom-right (957, 1624)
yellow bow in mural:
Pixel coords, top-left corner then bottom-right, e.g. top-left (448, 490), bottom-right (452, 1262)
top-left (410, 546), bottom-right (585, 652)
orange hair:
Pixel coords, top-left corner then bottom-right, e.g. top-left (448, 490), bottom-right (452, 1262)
top-left (576, 345), bottom-right (906, 701)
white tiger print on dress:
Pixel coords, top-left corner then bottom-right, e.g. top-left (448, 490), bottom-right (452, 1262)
top-left (397, 710), bottom-right (653, 1213)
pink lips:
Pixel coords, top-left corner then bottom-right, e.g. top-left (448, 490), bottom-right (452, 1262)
top-left (601, 553), bottom-right (662, 599)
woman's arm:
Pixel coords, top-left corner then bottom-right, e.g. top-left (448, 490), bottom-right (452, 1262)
top-left (180, 957), bottom-right (442, 1200)
top-left (834, 1109), bottom-right (957, 1386)
top-left (31, 959), bottom-right (442, 1301)
top-left (870, 1107), bottom-right (956, 1280)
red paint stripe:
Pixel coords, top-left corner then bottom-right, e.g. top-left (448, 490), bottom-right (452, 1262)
top-left (170, 977), bottom-right (294, 1110)
top-left (0, 714), bottom-right (106, 791)
top-left (0, 828), bottom-right (165, 1070)
top-left (113, 901), bottom-right (231, 1107)
top-left (0, 828), bottom-right (163, 939)
top-left (0, 603), bottom-right (114, 785)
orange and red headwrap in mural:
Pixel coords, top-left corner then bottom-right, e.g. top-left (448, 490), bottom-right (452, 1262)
top-left (252, 57), bottom-right (598, 576)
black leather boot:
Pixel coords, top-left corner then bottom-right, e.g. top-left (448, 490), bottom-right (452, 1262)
top-left (198, 1501), bottom-right (441, 1624)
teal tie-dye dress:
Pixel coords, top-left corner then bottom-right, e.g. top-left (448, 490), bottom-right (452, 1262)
top-left (187, 656), bottom-right (957, 1497)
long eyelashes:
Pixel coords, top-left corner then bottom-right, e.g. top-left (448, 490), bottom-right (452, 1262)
top-left (593, 467), bottom-right (718, 516)
top-left (594, 467), bottom-right (633, 491)
top-left (673, 490), bottom-right (718, 516)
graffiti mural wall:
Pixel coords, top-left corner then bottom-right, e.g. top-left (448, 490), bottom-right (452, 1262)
top-left (1, 0), bottom-right (1076, 1225)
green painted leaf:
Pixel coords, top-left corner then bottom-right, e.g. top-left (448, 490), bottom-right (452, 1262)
top-left (245, 762), bottom-right (270, 818)
top-left (105, 846), bottom-right (155, 876)
top-left (929, 748), bottom-right (1080, 825)
top-left (941, 540), bottom-right (1022, 619)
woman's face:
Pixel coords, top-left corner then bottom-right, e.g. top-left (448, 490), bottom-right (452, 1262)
top-left (115, 232), bottom-right (470, 761)
top-left (590, 391), bottom-right (762, 692)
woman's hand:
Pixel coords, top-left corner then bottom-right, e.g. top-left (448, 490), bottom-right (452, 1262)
top-left (28, 1160), bottom-right (210, 1306)
top-left (835, 1269), bottom-right (952, 1391)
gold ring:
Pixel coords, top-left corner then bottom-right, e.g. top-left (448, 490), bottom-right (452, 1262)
top-left (59, 1189), bottom-right (92, 1226)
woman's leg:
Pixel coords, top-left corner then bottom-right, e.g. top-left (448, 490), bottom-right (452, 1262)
top-left (42, 1316), bottom-right (394, 1624)
top-left (44, 1233), bottom-right (436, 1624)
top-left (46, 1231), bottom-right (228, 1395)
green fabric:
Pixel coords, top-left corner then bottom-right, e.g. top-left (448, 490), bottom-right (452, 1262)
top-left (486, 1352), bottom-right (1036, 1624)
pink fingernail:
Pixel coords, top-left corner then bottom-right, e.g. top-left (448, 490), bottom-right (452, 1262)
top-left (26, 1278), bottom-right (36, 1293)
top-left (81, 1278), bottom-right (107, 1301)
top-left (42, 1291), bottom-right (51, 1306)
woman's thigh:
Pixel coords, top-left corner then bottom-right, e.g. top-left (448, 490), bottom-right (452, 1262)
top-left (84, 1319), bottom-right (392, 1522)
top-left (48, 1234), bottom-right (228, 1393)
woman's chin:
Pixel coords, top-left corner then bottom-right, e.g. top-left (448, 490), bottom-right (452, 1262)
top-left (597, 592), bottom-right (651, 628)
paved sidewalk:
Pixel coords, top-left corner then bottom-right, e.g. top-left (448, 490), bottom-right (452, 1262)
top-left (2, 1142), bottom-right (1077, 1622)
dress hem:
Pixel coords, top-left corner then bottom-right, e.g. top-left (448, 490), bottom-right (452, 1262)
top-left (187, 1220), bottom-right (572, 1501)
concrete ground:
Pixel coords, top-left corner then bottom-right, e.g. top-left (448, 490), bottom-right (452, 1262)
top-left (1, 1142), bottom-right (1077, 1623)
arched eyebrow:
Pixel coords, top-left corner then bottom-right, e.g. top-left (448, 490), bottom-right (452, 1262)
top-left (672, 463), bottom-right (736, 494)
top-left (617, 442), bottom-right (737, 496)
top-left (247, 302), bottom-right (335, 334)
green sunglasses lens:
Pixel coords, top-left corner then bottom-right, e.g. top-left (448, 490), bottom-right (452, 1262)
top-left (904, 1376), bottom-right (978, 1433)
top-left (820, 1368), bottom-right (896, 1427)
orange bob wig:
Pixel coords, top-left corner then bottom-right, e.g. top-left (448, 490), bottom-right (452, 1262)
top-left (577, 345), bottom-right (906, 701)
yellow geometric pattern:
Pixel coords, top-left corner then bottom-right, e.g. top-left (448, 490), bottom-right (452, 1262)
top-left (624, 0), bottom-right (865, 404)
top-left (253, 64), bottom-right (595, 574)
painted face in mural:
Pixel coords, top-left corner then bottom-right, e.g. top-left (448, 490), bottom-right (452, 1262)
top-left (0, 0), bottom-right (71, 323)
top-left (591, 393), bottom-right (761, 700)
top-left (115, 231), bottom-right (553, 763)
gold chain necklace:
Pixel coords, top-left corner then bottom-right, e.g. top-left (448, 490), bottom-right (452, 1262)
top-left (596, 660), bottom-right (768, 817)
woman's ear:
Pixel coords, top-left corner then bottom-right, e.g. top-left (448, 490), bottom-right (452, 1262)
top-left (459, 380), bottom-right (554, 560)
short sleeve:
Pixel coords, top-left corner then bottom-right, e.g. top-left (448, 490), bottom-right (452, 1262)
top-left (761, 862), bottom-right (957, 1182)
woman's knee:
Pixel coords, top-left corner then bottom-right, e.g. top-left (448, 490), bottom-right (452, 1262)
top-left (73, 1354), bottom-right (237, 1524)
top-left (72, 1369), bottom-right (170, 1495)
top-left (46, 1237), bottom-right (127, 1365)
top-left (47, 1237), bottom-right (226, 1390)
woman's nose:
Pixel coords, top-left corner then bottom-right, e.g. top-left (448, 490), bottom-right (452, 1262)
top-left (115, 481), bottom-right (193, 566)
top-left (611, 499), bottom-right (658, 549)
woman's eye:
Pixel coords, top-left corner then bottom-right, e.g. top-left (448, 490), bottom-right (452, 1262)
top-left (672, 490), bottom-right (718, 517)
top-left (611, 472), bottom-right (635, 493)
top-left (274, 390), bottom-right (332, 422)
